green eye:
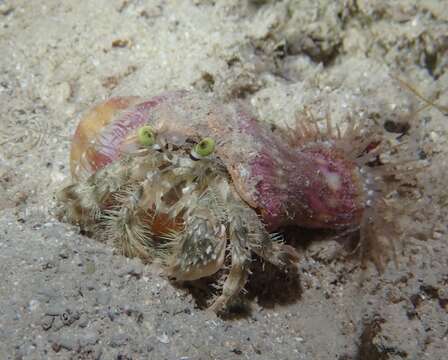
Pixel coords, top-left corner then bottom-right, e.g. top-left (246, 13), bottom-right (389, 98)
top-left (193, 137), bottom-right (215, 157)
top-left (137, 126), bottom-right (156, 146)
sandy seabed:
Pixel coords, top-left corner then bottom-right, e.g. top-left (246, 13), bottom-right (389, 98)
top-left (1, 1), bottom-right (447, 359)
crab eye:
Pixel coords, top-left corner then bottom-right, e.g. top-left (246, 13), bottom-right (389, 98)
top-left (137, 126), bottom-right (156, 146)
top-left (193, 137), bottom-right (215, 158)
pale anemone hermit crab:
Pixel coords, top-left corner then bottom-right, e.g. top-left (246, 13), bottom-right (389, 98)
top-left (57, 89), bottom-right (421, 312)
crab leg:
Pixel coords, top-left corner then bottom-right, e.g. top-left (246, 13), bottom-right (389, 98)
top-left (208, 197), bottom-right (299, 312)
top-left (208, 220), bottom-right (251, 312)
top-left (160, 184), bottom-right (228, 282)
top-left (228, 190), bottom-right (300, 270)
top-left (101, 181), bottom-right (155, 261)
top-left (57, 153), bottom-right (152, 227)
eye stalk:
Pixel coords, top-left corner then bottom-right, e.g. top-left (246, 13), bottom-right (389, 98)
top-left (191, 137), bottom-right (215, 160)
top-left (137, 126), bottom-right (156, 146)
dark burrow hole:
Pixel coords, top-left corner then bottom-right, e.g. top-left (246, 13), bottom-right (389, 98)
top-left (424, 51), bottom-right (438, 79)
top-left (383, 119), bottom-right (410, 134)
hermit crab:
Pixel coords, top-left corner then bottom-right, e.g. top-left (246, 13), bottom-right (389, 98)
top-left (57, 89), bottom-right (422, 312)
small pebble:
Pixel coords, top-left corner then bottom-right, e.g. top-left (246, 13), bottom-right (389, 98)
top-left (110, 333), bottom-right (129, 348)
top-left (157, 333), bottom-right (170, 344)
top-left (112, 39), bottom-right (131, 48)
top-left (28, 299), bottom-right (40, 312)
top-left (51, 318), bottom-right (65, 331)
top-left (58, 247), bottom-right (71, 259)
top-left (78, 314), bottom-right (89, 328)
top-left (50, 335), bottom-right (80, 352)
top-left (45, 303), bottom-right (66, 316)
top-left (40, 315), bottom-right (54, 330)
top-left (118, 262), bottom-right (143, 278)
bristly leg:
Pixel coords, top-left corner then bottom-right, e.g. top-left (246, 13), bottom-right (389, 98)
top-left (207, 240), bottom-right (250, 313)
top-left (208, 188), bottom-right (300, 312)
top-left (57, 148), bottom-right (167, 228)
top-left (227, 193), bottom-right (300, 271)
top-left (160, 183), bottom-right (228, 282)
top-left (101, 182), bottom-right (155, 261)
top-left (56, 181), bottom-right (101, 229)
top-left (55, 166), bottom-right (121, 232)
top-left (56, 155), bottom-right (133, 228)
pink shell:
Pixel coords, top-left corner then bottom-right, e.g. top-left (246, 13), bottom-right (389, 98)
top-left (71, 91), bottom-right (365, 232)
